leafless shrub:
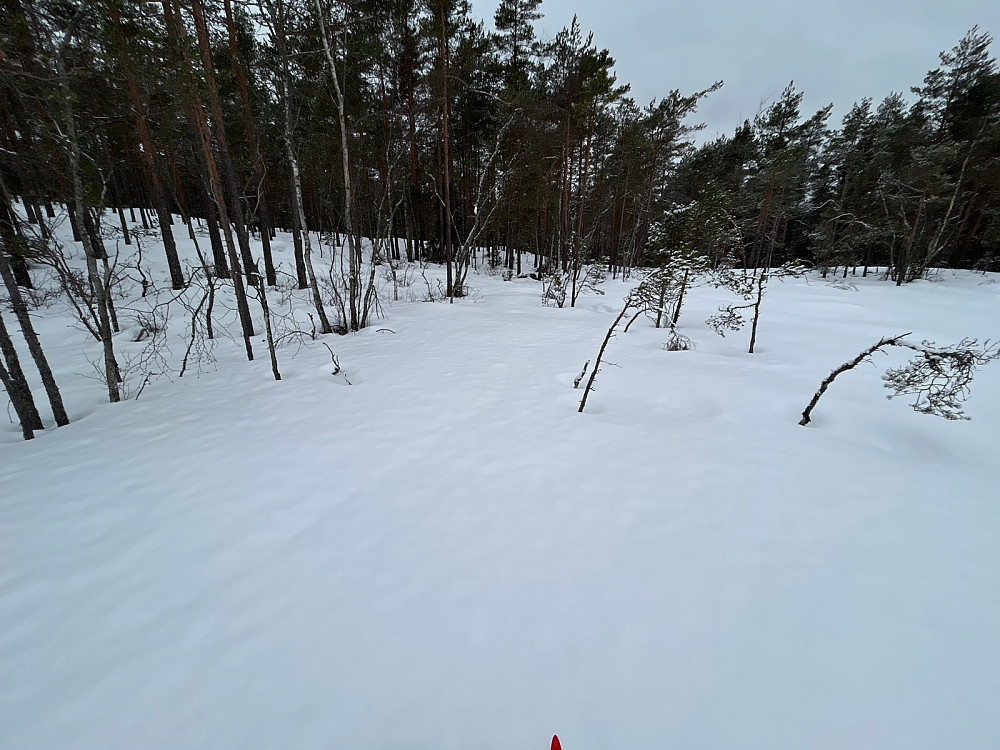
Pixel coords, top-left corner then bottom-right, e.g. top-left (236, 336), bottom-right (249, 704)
top-left (826, 278), bottom-right (859, 291)
top-left (415, 269), bottom-right (446, 302)
top-left (132, 309), bottom-right (167, 342)
top-left (19, 272), bottom-right (62, 309)
top-left (83, 327), bottom-right (171, 401)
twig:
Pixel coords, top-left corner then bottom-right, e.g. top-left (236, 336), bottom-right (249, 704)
top-left (321, 341), bottom-right (352, 385)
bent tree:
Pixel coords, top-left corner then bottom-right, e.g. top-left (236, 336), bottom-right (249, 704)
top-left (799, 334), bottom-right (1000, 425)
top-left (578, 292), bottom-right (639, 413)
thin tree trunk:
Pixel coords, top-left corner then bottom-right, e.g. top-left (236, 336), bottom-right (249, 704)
top-left (437, 0), bottom-right (453, 301)
top-left (0, 192), bottom-right (32, 288)
top-left (270, 0), bottom-right (332, 333)
top-left (188, 0), bottom-right (258, 279)
top-left (0, 308), bottom-right (43, 435)
top-left (67, 204), bottom-right (82, 241)
top-left (56, 52), bottom-right (120, 403)
top-left (314, 0), bottom-right (360, 326)
top-left (898, 195), bottom-right (924, 285)
top-left (571, 116), bottom-right (595, 307)
top-left (107, 0), bottom-right (187, 290)
top-left (127, 80), bottom-right (183, 286)
top-left (289, 170), bottom-right (308, 289)
top-left (0, 356), bottom-right (33, 438)
top-left (109, 169), bottom-right (132, 245)
top-left (671, 271), bottom-right (689, 326)
top-left (0, 246), bottom-right (69, 425)
top-left (81, 208), bottom-right (107, 261)
top-left (223, 0), bottom-right (276, 286)
top-left (190, 131), bottom-right (230, 277)
top-left (253, 272), bottom-right (281, 380)
top-left (190, 102), bottom-right (256, 358)
top-left (291, 153), bottom-right (333, 334)
top-left (748, 271), bottom-right (766, 354)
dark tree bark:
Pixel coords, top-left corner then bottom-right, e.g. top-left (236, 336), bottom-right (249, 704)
top-left (0, 355), bottom-right (34, 439)
top-left (0, 197), bottom-right (32, 288)
top-left (0, 307), bottom-right (43, 436)
top-left (0, 245), bottom-right (69, 426)
top-left (189, 131), bottom-right (230, 277)
top-left (81, 208), bottom-right (107, 261)
top-left (67, 207), bottom-right (82, 242)
top-left (111, 173), bottom-right (132, 246)
top-left (124, 77), bottom-right (185, 287)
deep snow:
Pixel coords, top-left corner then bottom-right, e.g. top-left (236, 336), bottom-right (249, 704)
top-left (1, 214), bottom-right (1000, 749)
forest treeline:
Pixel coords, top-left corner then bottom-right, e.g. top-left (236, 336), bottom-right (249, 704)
top-left (2, 0), bottom-right (999, 296)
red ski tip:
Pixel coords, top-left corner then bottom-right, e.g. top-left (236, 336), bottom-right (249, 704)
top-left (551, 735), bottom-right (562, 750)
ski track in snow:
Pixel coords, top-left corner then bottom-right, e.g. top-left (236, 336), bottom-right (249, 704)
top-left (2, 215), bottom-right (1000, 749)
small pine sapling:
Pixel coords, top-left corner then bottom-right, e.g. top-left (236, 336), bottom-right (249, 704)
top-left (571, 261), bottom-right (607, 304)
top-left (542, 271), bottom-right (568, 308)
top-left (663, 323), bottom-right (694, 351)
top-left (707, 260), bottom-right (809, 353)
top-left (705, 260), bottom-right (754, 337)
top-left (637, 243), bottom-right (711, 329)
top-left (799, 334), bottom-right (1000, 425)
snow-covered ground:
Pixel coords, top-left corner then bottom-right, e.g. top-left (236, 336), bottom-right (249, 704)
top-left (2, 214), bottom-right (1000, 749)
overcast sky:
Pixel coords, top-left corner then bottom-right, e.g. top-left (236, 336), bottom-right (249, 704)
top-left (472, 0), bottom-right (1000, 141)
